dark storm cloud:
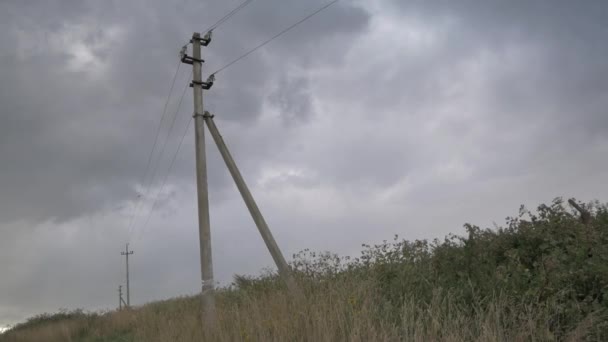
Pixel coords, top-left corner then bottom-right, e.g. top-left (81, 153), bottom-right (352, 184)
top-left (384, 0), bottom-right (608, 130)
top-left (2, 0), bottom-right (608, 329)
top-left (299, 0), bottom-right (608, 192)
top-left (0, 0), bottom-right (370, 324)
top-left (268, 74), bottom-right (313, 124)
top-left (0, 0), bottom-right (370, 223)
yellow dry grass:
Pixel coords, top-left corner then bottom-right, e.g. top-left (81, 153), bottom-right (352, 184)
top-left (0, 276), bottom-right (591, 342)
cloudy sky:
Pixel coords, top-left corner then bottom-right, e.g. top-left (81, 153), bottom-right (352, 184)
top-left (1, 0), bottom-right (607, 327)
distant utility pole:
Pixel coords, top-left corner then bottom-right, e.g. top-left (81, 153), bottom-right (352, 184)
top-left (121, 243), bottom-right (134, 307)
top-left (180, 30), bottom-right (301, 328)
top-left (118, 285), bottom-right (127, 310)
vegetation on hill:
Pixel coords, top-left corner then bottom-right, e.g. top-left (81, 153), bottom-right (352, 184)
top-left (2, 198), bottom-right (607, 341)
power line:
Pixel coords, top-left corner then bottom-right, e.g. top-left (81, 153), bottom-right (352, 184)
top-left (125, 1), bottom-right (253, 242)
top-left (212, 0), bottom-right (339, 75)
top-left (135, 117), bottom-right (192, 241)
top-left (128, 75), bottom-right (191, 241)
top-left (125, 60), bottom-right (181, 239)
top-left (134, 119), bottom-right (193, 242)
top-left (132, 78), bottom-right (193, 242)
top-left (127, 72), bottom-right (191, 241)
top-left (125, 0), bottom-right (339, 242)
top-left (203, 0), bottom-right (254, 34)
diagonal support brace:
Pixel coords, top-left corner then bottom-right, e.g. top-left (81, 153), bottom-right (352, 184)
top-left (202, 112), bottom-right (302, 296)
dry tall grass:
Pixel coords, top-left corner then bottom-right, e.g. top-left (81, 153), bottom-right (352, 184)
top-left (0, 279), bottom-right (598, 341)
top-left (2, 198), bottom-right (606, 341)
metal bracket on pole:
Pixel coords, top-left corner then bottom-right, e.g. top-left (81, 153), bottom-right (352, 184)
top-left (180, 32), bottom-right (211, 64)
top-left (180, 43), bottom-right (205, 65)
top-left (192, 30), bottom-right (213, 46)
top-left (181, 54), bottom-right (205, 65)
top-left (190, 74), bottom-right (215, 90)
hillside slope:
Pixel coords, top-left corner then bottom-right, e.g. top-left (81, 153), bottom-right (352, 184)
top-left (2, 198), bottom-right (607, 341)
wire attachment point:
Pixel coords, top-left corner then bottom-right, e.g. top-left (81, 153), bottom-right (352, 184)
top-left (181, 53), bottom-right (204, 65)
top-left (206, 74), bottom-right (215, 85)
top-left (191, 31), bottom-right (212, 47)
top-left (189, 74), bottom-right (215, 90)
top-left (201, 30), bottom-right (213, 46)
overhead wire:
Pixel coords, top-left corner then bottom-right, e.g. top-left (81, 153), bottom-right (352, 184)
top-left (203, 0), bottom-right (254, 34)
top-left (132, 78), bottom-right (194, 242)
top-left (127, 70), bottom-right (192, 241)
top-left (128, 0), bottom-right (340, 241)
top-left (127, 0), bottom-right (253, 242)
top-left (128, 75), bottom-right (192, 241)
top-left (211, 0), bottom-right (339, 75)
top-left (125, 60), bottom-right (181, 241)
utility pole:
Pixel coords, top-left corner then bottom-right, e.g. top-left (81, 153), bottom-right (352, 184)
top-left (181, 31), bottom-right (216, 328)
top-left (118, 285), bottom-right (126, 310)
top-left (204, 112), bottom-right (300, 294)
top-left (179, 29), bottom-right (301, 327)
top-left (121, 243), bottom-right (134, 307)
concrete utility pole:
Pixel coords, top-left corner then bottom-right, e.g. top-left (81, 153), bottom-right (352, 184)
top-left (180, 29), bottom-right (301, 327)
top-left (204, 112), bottom-right (300, 294)
top-left (118, 285), bottom-right (127, 310)
top-left (182, 31), bottom-right (216, 328)
top-left (121, 243), bottom-right (134, 307)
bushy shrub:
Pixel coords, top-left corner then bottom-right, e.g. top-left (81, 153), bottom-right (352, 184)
top-left (286, 197), bottom-right (608, 339)
top-left (5, 198), bottom-right (607, 341)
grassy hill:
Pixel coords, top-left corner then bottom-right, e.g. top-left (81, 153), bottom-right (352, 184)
top-left (2, 198), bottom-right (607, 341)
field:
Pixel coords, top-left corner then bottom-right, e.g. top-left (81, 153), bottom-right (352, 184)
top-left (2, 198), bottom-right (607, 341)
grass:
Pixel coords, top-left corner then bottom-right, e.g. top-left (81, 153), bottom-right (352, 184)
top-left (2, 198), bottom-right (607, 341)
top-left (0, 289), bottom-right (576, 342)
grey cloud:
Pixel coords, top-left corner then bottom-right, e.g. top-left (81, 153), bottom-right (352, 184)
top-left (0, 0), bottom-right (370, 223)
top-left (268, 74), bottom-right (313, 124)
top-left (2, 0), bottom-right (608, 329)
top-left (303, 0), bottom-right (608, 190)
